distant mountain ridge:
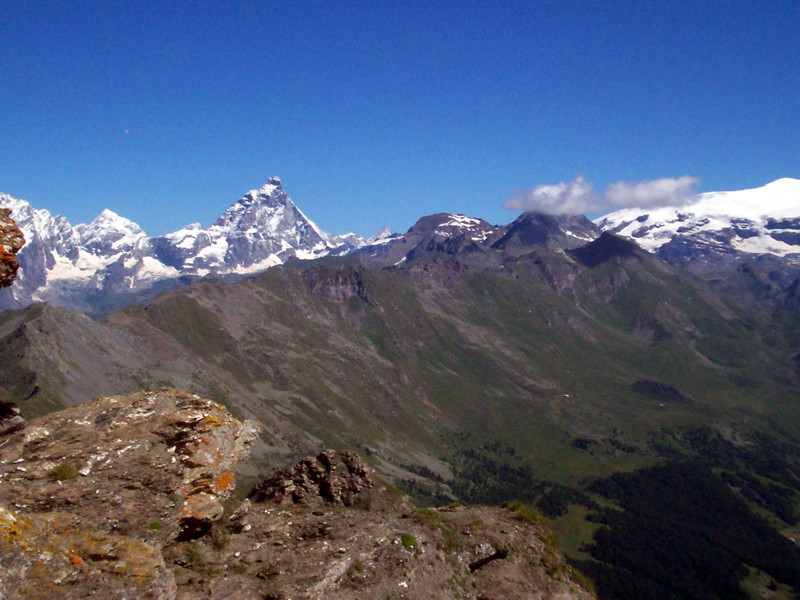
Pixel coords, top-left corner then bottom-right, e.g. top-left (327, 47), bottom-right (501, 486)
top-left (0, 178), bottom-right (367, 315)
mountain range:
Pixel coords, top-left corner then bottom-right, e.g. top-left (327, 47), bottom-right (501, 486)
top-left (3, 177), bottom-right (800, 599)
top-left (0, 178), bottom-right (370, 315)
top-left (3, 178), bottom-right (800, 316)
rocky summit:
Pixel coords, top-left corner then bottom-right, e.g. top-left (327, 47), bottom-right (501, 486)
top-left (0, 390), bottom-right (594, 600)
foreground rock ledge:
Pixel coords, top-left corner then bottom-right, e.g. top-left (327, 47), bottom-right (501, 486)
top-left (0, 389), bottom-right (259, 599)
top-left (0, 390), bottom-right (595, 599)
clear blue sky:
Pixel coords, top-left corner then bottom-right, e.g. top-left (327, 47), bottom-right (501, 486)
top-left (2, 1), bottom-right (799, 237)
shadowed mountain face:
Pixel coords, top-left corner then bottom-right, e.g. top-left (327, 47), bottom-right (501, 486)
top-left (492, 212), bottom-right (599, 255)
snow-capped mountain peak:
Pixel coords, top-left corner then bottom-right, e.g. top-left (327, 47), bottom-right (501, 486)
top-left (596, 178), bottom-right (800, 257)
top-left (406, 213), bottom-right (499, 243)
top-left (0, 179), bottom-right (367, 314)
top-left (368, 225), bottom-right (393, 245)
top-left (75, 209), bottom-right (148, 254)
top-left (212, 177), bottom-right (291, 232)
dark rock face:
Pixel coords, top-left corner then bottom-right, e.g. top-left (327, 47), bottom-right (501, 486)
top-left (0, 207), bottom-right (24, 288)
top-left (249, 450), bottom-right (374, 507)
top-left (568, 232), bottom-right (642, 267)
top-left (492, 212), bottom-right (599, 255)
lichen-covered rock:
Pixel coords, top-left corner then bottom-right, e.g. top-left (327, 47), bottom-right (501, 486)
top-left (0, 504), bottom-right (176, 599)
top-left (249, 450), bottom-right (374, 507)
top-left (0, 389), bottom-right (260, 542)
top-left (0, 389), bottom-right (260, 599)
top-left (0, 207), bottom-right (24, 288)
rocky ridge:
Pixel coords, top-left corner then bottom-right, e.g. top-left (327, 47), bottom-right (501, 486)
top-left (0, 390), bottom-right (594, 600)
top-left (0, 207), bottom-right (25, 289)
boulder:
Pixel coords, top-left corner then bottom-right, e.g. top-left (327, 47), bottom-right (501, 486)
top-left (249, 450), bottom-right (374, 507)
top-left (0, 389), bottom-right (260, 598)
top-left (0, 401), bottom-right (26, 436)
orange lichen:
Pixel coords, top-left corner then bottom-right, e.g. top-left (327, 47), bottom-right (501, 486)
top-left (71, 555), bottom-right (83, 565)
top-left (214, 471), bottom-right (235, 492)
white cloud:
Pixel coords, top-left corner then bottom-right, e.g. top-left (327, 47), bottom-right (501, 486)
top-left (505, 175), bottom-right (701, 215)
top-left (604, 176), bottom-right (700, 209)
top-left (504, 175), bottom-right (601, 214)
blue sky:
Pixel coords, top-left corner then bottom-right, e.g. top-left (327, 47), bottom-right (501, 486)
top-left (2, 1), bottom-right (799, 237)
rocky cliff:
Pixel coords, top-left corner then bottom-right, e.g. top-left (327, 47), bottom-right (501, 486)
top-left (0, 390), bottom-right (595, 600)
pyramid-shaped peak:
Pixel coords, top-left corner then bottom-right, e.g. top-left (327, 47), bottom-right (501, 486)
top-left (492, 211), bottom-right (599, 254)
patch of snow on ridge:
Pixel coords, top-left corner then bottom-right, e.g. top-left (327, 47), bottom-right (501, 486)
top-left (129, 257), bottom-right (180, 284)
top-left (440, 214), bottom-right (483, 227)
top-left (434, 213), bottom-right (496, 241)
top-left (564, 229), bottom-right (597, 242)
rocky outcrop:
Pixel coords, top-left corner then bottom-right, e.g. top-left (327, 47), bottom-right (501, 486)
top-left (0, 389), bottom-right (259, 599)
top-left (0, 401), bottom-right (26, 436)
top-left (0, 207), bottom-right (24, 288)
top-left (0, 391), bottom-right (595, 599)
top-left (249, 450), bottom-right (374, 507)
top-left (0, 210), bottom-right (27, 437)
top-left (168, 493), bottom-right (596, 600)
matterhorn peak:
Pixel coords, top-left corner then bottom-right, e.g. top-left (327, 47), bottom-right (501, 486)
top-left (213, 179), bottom-right (295, 232)
top-left (0, 178), bottom-right (366, 315)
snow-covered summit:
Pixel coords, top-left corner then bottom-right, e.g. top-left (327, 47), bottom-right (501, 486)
top-left (212, 178), bottom-right (289, 231)
top-left (75, 209), bottom-right (148, 254)
top-left (596, 178), bottom-right (800, 257)
top-left (434, 213), bottom-right (497, 242)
